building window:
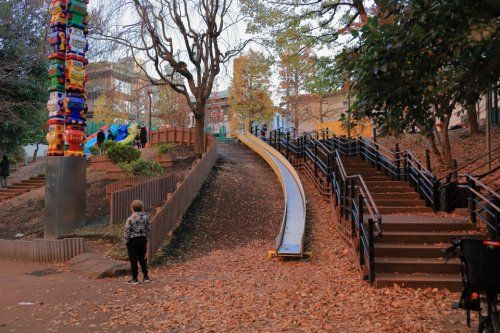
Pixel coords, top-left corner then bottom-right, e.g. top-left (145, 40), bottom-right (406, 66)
top-left (115, 79), bottom-right (132, 95)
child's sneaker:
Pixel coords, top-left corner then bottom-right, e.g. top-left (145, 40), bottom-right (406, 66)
top-left (127, 279), bottom-right (139, 285)
top-left (143, 277), bottom-right (151, 283)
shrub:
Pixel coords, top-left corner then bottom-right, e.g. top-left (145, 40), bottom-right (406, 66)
top-left (89, 145), bottom-right (100, 156)
top-left (119, 159), bottom-right (164, 177)
top-left (158, 143), bottom-right (174, 154)
top-left (106, 143), bottom-right (141, 164)
top-left (102, 141), bottom-right (116, 153)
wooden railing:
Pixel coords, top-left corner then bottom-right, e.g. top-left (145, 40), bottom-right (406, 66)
top-left (0, 238), bottom-right (85, 262)
top-left (109, 174), bottom-right (177, 225)
top-left (150, 127), bottom-right (196, 147)
top-left (147, 136), bottom-right (217, 263)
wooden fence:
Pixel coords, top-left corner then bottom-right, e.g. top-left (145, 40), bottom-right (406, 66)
top-left (150, 127), bottom-right (196, 147)
top-left (105, 177), bottom-right (158, 202)
top-left (148, 136), bottom-right (217, 263)
top-left (109, 174), bottom-right (177, 225)
top-left (0, 238), bottom-right (84, 262)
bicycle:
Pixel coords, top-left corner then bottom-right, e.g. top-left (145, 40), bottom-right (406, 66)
top-left (445, 238), bottom-right (500, 332)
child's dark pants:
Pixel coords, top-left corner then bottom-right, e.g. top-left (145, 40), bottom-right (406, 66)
top-left (127, 236), bottom-right (148, 280)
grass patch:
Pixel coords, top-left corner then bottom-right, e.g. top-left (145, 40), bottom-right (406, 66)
top-left (72, 221), bottom-right (128, 260)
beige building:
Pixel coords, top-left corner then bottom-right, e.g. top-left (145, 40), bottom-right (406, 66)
top-left (86, 57), bottom-right (155, 123)
top-left (294, 91), bottom-right (350, 133)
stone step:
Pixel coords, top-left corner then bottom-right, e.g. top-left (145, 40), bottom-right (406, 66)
top-left (378, 231), bottom-right (472, 244)
top-left (375, 273), bottom-right (462, 291)
top-left (379, 206), bottom-right (433, 214)
top-left (375, 257), bottom-right (460, 274)
top-left (375, 243), bottom-right (448, 257)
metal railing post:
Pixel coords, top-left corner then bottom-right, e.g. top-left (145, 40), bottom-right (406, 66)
top-left (368, 218), bottom-right (375, 283)
top-left (433, 177), bottom-right (440, 211)
top-left (403, 151), bottom-right (408, 181)
top-left (286, 132), bottom-right (290, 160)
top-left (425, 146), bottom-right (432, 172)
top-left (358, 194), bottom-right (365, 267)
top-left (344, 180), bottom-right (349, 220)
top-left (395, 143), bottom-right (400, 181)
top-left (314, 142), bottom-right (318, 177)
top-left (277, 128), bottom-right (281, 150)
top-left (375, 145), bottom-right (380, 171)
top-left (468, 176), bottom-right (477, 225)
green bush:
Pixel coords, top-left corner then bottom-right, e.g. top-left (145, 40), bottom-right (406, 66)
top-left (158, 143), bottom-right (174, 154)
top-left (106, 143), bottom-right (141, 164)
top-left (89, 145), bottom-right (100, 156)
top-left (102, 141), bottom-right (116, 153)
top-left (119, 159), bottom-right (164, 177)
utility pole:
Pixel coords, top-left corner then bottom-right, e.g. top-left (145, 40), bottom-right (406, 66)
top-left (486, 90), bottom-right (492, 170)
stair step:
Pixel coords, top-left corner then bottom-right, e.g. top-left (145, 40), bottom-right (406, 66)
top-left (20, 180), bottom-right (45, 184)
top-left (375, 243), bottom-right (448, 257)
top-left (372, 192), bottom-right (421, 200)
top-left (379, 206), bottom-right (433, 214)
top-left (370, 187), bottom-right (418, 194)
top-left (375, 273), bottom-right (462, 291)
top-left (382, 220), bottom-right (476, 232)
top-left (375, 199), bottom-right (426, 207)
top-left (378, 231), bottom-right (472, 244)
top-left (8, 184), bottom-right (39, 189)
top-left (0, 188), bottom-right (29, 194)
top-left (375, 257), bottom-right (460, 274)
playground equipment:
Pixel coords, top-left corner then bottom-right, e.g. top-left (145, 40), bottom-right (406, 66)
top-left (83, 123), bottom-right (139, 154)
top-left (45, 0), bottom-right (89, 239)
top-left (47, 0), bottom-right (89, 157)
top-left (237, 131), bottom-right (307, 257)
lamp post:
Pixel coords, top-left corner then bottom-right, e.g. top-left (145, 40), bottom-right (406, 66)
top-left (148, 92), bottom-right (152, 144)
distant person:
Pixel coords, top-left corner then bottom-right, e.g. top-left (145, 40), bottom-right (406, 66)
top-left (96, 129), bottom-right (105, 153)
top-left (107, 130), bottom-right (115, 142)
top-left (0, 155), bottom-right (10, 189)
top-left (261, 123), bottom-right (267, 140)
top-left (134, 132), bottom-right (141, 149)
top-left (124, 200), bottom-right (150, 285)
top-left (140, 126), bottom-right (148, 148)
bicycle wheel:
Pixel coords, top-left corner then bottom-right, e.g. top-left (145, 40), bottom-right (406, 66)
top-left (478, 298), bottom-right (500, 333)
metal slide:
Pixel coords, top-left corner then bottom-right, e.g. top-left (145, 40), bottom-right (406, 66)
top-left (237, 132), bottom-right (307, 256)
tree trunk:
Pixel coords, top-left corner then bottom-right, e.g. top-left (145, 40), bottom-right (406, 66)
top-left (466, 103), bottom-right (479, 136)
top-left (194, 115), bottom-right (205, 156)
top-left (32, 142), bottom-right (40, 162)
top-left (426, 134), bottom-right (445, 166)
top-left (319, 96), bottom-right (324, 123)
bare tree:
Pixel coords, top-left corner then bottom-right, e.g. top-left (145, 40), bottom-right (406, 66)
top-left (96, 0), bottom-right (248, 154)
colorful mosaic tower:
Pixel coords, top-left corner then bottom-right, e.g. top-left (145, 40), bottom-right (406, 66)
top-left (47, 0), bottom-right (89, 157)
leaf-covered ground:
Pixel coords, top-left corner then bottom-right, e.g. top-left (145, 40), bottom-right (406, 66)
top-left (0, 142), bottom-right (475, 332)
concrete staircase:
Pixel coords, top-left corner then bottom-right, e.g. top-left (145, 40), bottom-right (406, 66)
top-left (342, 157), bottom-right (478, 290)
top-left (0, 175), bottom-right (45, 202)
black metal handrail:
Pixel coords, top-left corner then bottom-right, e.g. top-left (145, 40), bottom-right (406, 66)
top-left (464, 174), bottom-right (499, 240)
top-left (333, 150), bottom-right (380, 283)
top-left (404, 151), bottom-right (440, 211)
top-left (439, 145), bottom-right (500, 182)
